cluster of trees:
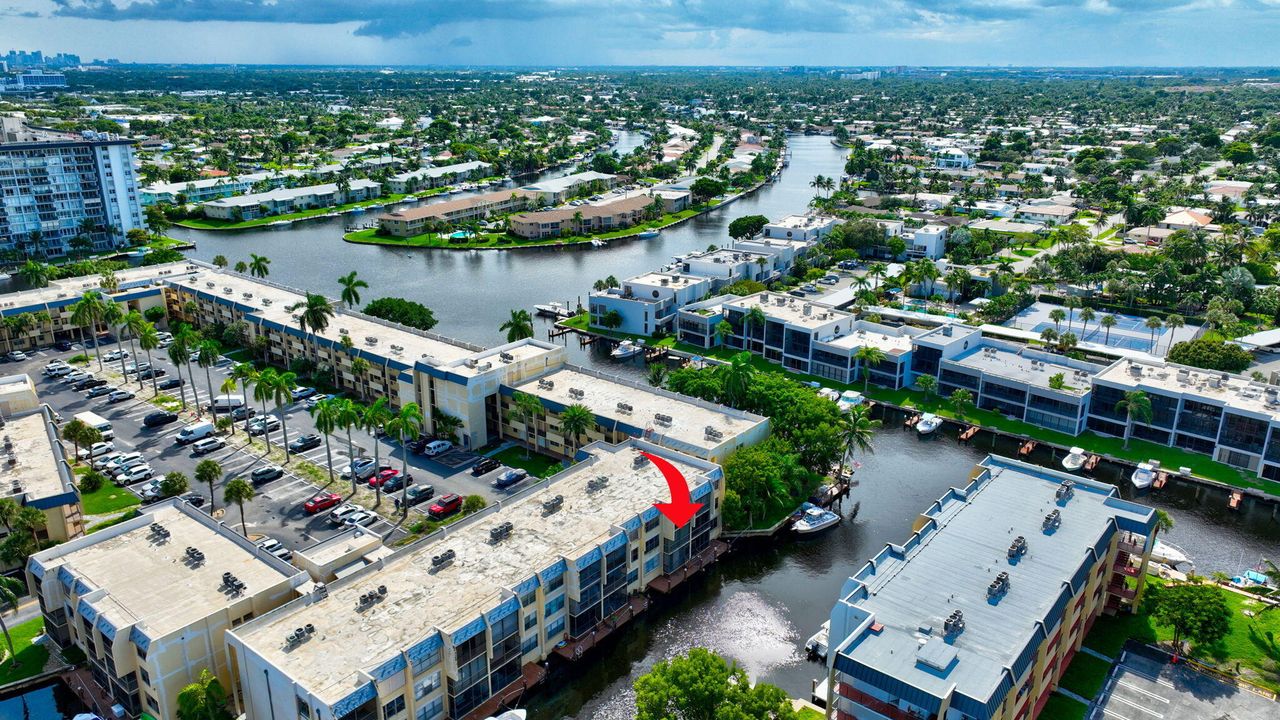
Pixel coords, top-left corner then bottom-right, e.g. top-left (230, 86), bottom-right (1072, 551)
top-left (634, 647), bottom-right (801, 720)
top-left (363, 297), bottom-right (439, 331)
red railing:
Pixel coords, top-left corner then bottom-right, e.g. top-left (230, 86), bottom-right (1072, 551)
top-left (836, 683), bottom-right (935, 720)
top-left (1106, 582), bottom-right (1137, 600)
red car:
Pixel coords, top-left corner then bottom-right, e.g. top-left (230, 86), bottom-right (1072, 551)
top-left (368, 469), bottom-right (400, 488)
top-left (428, 493), bottom-right (462, 519)
top-left (304, 493), bottom-right (343, 514)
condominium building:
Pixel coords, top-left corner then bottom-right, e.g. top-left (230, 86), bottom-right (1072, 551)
top-left (227, 438), bottom-right (726, 720)
top-left (0, 117), bottom-right (143, 257)
top-left (676, 247), bottom-right (774, 288)
top-left (2, 400), bottom-right (84, 553)
top-left (386, 161), bottom-right (494, 194)
top-left (508, 194), bottom-right (655, 239)
top-left (902, 224), bottom-right (948, 260)
top-left (376, 190), bottom-right (537, 237)
top-left (588, 271), bottom-right (712, 335)
top-left (825, 455), bottom-right (1157, 720)
top-left (26, 501), bottom-right (309, 719)
top-left (140, 169), bottom-right (305, 206)
top-left (201, 179), bottom-right (381, 220)
top-left (520, 171), bottom-right (616, 204)
top-left (762, 214), bottom-right (839, 242)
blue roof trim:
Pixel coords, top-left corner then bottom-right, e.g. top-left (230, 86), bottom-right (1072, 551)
top-left (486, 596), bottom-right (521, 625)
top-left (540, 559), bottom-right (566, 583)
top-left (623, 516), bottom-right (641, 533)
top-left (642, 506), bottom-right (660, 522)
top-left (96, 615), bottom-right (118, 641)
top-left (26, 557), bottom-right (45, 581)
top-left (73, 579), bottom-right (91, 596)
top-left (130, 626), bottom-right (151, 653)
top-left (57, 565), bottom-right (74, 591)
top-left (1046, 584), bottom-right (1074, 633)
top-left (1069, 556), bottom-right (1093, 594)
top-left (405, 633), bottom-right (442, 663)
top-left (77, 598), bottom-right (98, 624)
top-left (453, 616), bottom-right (487, 645)
top-left (833, 654), bottom-right (944, 713)
top-left (371, 654), bottom-right (406, 683)
top-left (602, 532), bottom-right (627, 554)
top-left (514, 575), bottom-right (539, 597)
top-left (1093, 524), bottom-right (1116, 560)
top-left (691, 481), bottom-right (712, 501)
top-left (575, 547), bottom-right (602, 570)
top-left (330, 682), bottom-right (376, 718)
top-left (1010, 626), bottom-right (1044, 682)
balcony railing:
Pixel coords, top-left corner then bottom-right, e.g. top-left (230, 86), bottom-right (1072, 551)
top-left (837, 683), bottom-right (936, 720)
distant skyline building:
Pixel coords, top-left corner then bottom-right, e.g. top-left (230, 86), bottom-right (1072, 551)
top-left (0, 117), bottom-right (143, 258)
top-left (2, 49), bottom-right (82, 68)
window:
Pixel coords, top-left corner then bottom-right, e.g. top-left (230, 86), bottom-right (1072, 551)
top-left (138, 667), bottom-right (150, 686)
top-left (524, 613), bottom-right (537, 631)
top-left (644, 515), bottom-right (660, 532)
top-left (415, 697), bottom-right (443, 720)
top-left (414, 671), bottom-right (441, 699)
top-left (297, 698), bottom-right (311, 719)
top-left (145, 695), bottom-right (159, 714)
top-left (520, 588), bottom-right (537, 607)
top-left (645, 535), bottom-right (660, 553)
top-left (545, 616), bottom-right (565, 639)
top-left (545, 594), bottom-right (565, 616)
top-left (411, 645), bottom-right (441, 677)
top-left (521, 634), bottom-right (538, 655)
top-left (382, 695), bottom-right (405, 719)
top-left (546, 573), bottom-right (564, 593)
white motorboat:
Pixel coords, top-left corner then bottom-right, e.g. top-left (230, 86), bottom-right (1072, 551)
top-left (805, 620), bottom-right (831, 659)
top-left (485, 711), bottom-right (527, 720)
top-left (590, 238), bottom-right (606, 247)
top-left (534, 301), bottom-right (572, 318)
top-left (637, 229), bottom-right (661, 238)
top-left (837, 390), bottom-right (864, 413)
top-left (817, 387), bottom-right (840, 402)
top-left (1062, 446), bottom-right (1087, 473)
top-left (1151, 540), bottom-right (1193, 569)
top-left (610, 339), bottom-right (644, 359)
top-left (793, 504), bottom-right (840, 535)
top-left (1130, 461), bottom-right (1155, 490)
top-left (916, 413), bottom-right (942, 435)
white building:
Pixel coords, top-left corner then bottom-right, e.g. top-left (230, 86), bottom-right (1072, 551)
top-left (902, 224), bottom-right (948, 260)
top-left (386, 161), bottom-right (494, 194)
top-left (762, 214), bottom-right (840, 243)
top-left (201, 179), bottom-right (381, 220)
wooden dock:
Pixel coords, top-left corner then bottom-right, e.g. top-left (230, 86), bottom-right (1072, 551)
top-left (1018, 440), bottom-right (1037, 457)
top-left (1083, 454), bottom-right (1101, 472)
top-left (904, 413), bottom-right (921, 429)
top-left (958, 425), bottom-right (979, 443)
top-left (1229, 491), bottom-right (1244, 510)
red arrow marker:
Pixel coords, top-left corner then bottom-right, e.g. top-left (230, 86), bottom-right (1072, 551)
top-left (640, 451), bottom-right (703, 528)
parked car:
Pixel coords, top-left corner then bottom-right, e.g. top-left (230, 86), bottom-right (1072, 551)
top-left (103, 349), bottom-right (130, 362)
top-left (72, 378), bottom-right (106, 391)
top-left (182, 493), bottom-right (206, 508)
top-left (344, 510), bottom-right (378, 529)
top-left (494, 468), bottom-right (529, 489)
top-left (231, 406), bottom-right (257, 420)
top-left (303, 393), bottom-right (332, 409)
top-left (290, 386), bottom-right (316, 401)
top-left (77, 441), bottom-right (115, 460)
top-left (328, 503), bottom-right (362, 526)
top-left (801, 283), bottom-right (820, 293)
top-left (124, 361), bottom-right (149, 374)
top-left (406, 437), bottom-right (428, 454)
top-left (107, 389), bottom-right (135, 403)
top-left (340, 457), bottom-right (378, 481)
top-left (46, 364), bottom-right (74, 378)
top-left (288, 434), bottom-right (322, 452)
top-left (819, 275), bottom-right (840, 285)
top-left (157, 377), bottom-right (185, 390)
top-left (247, 416), bottom-right (281, 435)
top-left (143, 410), bottom-right (179, 428)
top-left (137, 368), bottom-right (167, 380)
top-left (110, 458), bottom-right (150, 481)
top-left (137, 480), bottom-right (163, 502)
top-left (116, 464), bottom-right (154, 485)
top-left (395, 485), bottom-right (436, 509)
top-left (43, 360), bottom-right (68, 375)
top-left (191, 437), bottom-right (226, 455)
top-left (53, 340), bottom-right (73, 351)
top-left (256, 537), bottom-right (293, 562)
top-left (368, 469), bottom-right (400, 488)
top-left (471, 457), bottom-right (500, 475)
top-left (423, 440), bottom-right (453, 457)
top-left (428, 494), bottom-right (463, 519)
top-left (788, 289), bottom-right (806, 298)
top-left (176, 421), bottom-right (216, 445)
top-left (96, 451), bottom-right (141, 471)
top-left (62, 370), bottom-right (91, 384)
top-left (250, 465), bottom-right (285, 485)
top-left (5, 350), bottom-right (27, 362)
top-left (382, 473), bottom-right (413, 492)
top-left (86, 385), bottom-right (116, 399)
top-left (304, 492), bottom-right (342, 514)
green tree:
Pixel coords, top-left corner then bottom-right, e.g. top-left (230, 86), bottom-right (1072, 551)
top-left (362, 297), bottom-right (438, 331)
top-left (510, 391), bottom-right (545, 459)
top-left (286, 293), bottom-right (336, 365)
top-left (854, 345), bottom-right (888, 392)
top-left (268, 370), bottom-right (298, 460)
top-left (1149, 582), bottom-right (1232, 655)
top-left (16, 260), bottom-right (52, 288)
top-left (717, 352), bottom-right (756, 407)
top-left (60, 418), bottom-right (95, 461)
top-left (175, 668), bottom-right (234, 720)
top-left (337, 270), bottom-right (368, 309)
top-left (198, 338), bottom-right (222, 424)
top-left (634, 647), bottom-right (799, 720)
top-left (647, 362), bottom-right (668, 388)
top-left (0, 577), bottom-right (28, 670)
top-left (500, 308), bottom-right (534, 342)
top-left (1100, 314), bottom-right (1118, 344)
top-left (211, 255), bottom-right (228, 269)
top-left (384, 402), bottom-right (425, 512)
top-left (558, 403), bottom-right (595, 460)
top-left (195, 460), bottom-right (222, 514)
top-left (69, 291), bottom-right (106, 371)
top-left (362, 397), bottom-right (393, 484)
top-left (334, 398), bottom-right (364, 494)
top-left (161, 471), bottom-right (190, 498)
top-left (836, 404), bottom-right (880, 479)
top-left (727, 214), bottom-right (769, 241)
top-left (915, 373), bottom-right (937, 398)
top-left (252, 368), bottom-right (277, 450)
top-left (949, 388), bottom-right (975, 418)
top-left (137, 322), bottom-right (162, 396)
top-left (223, 478), bottom-right (256, 536)
top-left (248, 253), bottom-right (271, 279)
top-left (1115, 389), bottom-right (1153, 449)
top-left (309, 398), bottom-right (340, 485)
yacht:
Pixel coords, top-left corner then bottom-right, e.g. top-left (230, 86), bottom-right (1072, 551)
top-left (793, 504), bottom-right (840, 535)
top-left (916, 413), bottom-right (942, 435)
top-left (1061, 447), bottom-right (1087, 473)
top-left (805, 620), bottom-right (831, 659)
top-left (637, 229), bottom-right (661, 239)
top-left (610, 340), bottom-right (644, 360)
top-left (1151, 540), bottom-right (1193, 570)
top-left (534, 301), bottom-right (571, 318)
top-left (484, 712), bottom-right (526, 720)
top-left (1130, 462), bottom-right (1156, 490)
top-left (836, 390), bottom-right (864, 413)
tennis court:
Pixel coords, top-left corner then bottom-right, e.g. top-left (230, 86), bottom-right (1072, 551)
top-left (1006, 303), bottom-right (1197, 354)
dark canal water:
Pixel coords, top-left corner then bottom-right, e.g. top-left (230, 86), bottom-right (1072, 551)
top-left (0, 678), bottom-right (90, 720)
top-left (167, 134), bottom-right (1280, 719)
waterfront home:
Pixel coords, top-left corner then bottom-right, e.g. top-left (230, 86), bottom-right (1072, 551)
top-left (375, 189), bottom-right (538, 236)
top-left (521, 171), bottom-right (616, 204)
top-left (649, 188), bottom-right (692, 213)
top-left (385, 160), bottom-right (494, 194)
top-left (227, 438), bottom-right (725, 720)
top-left (825, 455), bottom-right (1157, 720)
top-left (508, 194), bottom-right (655, 239)
top-left (140, 169), bottom-right (304, 205)
top-left (676, 247), bottom-right (774, 289)
top-left (588, 271), bottom-right (712, 335)
top-left (1015, 204), bottom-right (1077, 226)
top-left (762, 214), bottom-right (840, 242)
top-left (902, 224), bottom-right (948, 260)
top-left (28, 501), bottom-right (308, 720)
top-left (201, 179), bottom-right (381, 220)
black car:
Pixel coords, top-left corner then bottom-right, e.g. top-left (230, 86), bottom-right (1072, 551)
top-left (157, 377), bottom-right (185, 390)
top-left (73, 378), bottom-right (107, 391)
top-left (54, 340), bottom-right (74, 352)
top-left (382, 473), bottom-right (413, 492)
top-left (137, 368), bottom-right (167, 379)
top-left (406, 438), bottom-right (428, 454)
top-left (394, 484), bottom-right (435, 509)
top-left (472, 457), bottom-right (500, 475)
top-left (143, 410), bottom-right (179, 428)
top-left (288, 434), bottom-right (322, 452)
top-left (232, 406), bottom-right (257, 420)
top-left (250, 465), bottom-right (285, 485)
top-left (182, 493), bottom-right (206, 508)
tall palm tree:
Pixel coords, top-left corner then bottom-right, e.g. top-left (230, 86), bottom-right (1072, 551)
top-left (123, 311), bottom-right (147, 386)
top-left (176, 325), bottom-right (202, 416)
top-left (248, 253), bottom-right (271, 279)
top-left (220, 376), bottom-right (240, 433)
top-left (195, 459), bottom-right (222, 515)
top-left (1145, 316), bottom-right (1164, 349)
top-left (309, 398), bottom-right (340, 485)
top-left (1164, 314), bottom-right (1185, 353)
top-left (854, 345), bottom-right (888, 392)
top-left (98, 301), bottom-right (127, 376)
top-left (166, 330), bottom-right (193, 410)
top-left (69, 292), bottom-right (105, 370)
top-left (1049, 308), bottom-right (1066, 332)
top-left (231, 363), bottom-right (258, 432)
top-left (558, 403), bottom-right (595, 461)
top-left (511, 391), bottom-right (545, 458)
top-left (137, 322), bottom-right (162, 396)
top-left (1078, 307), bottom-right (1096, 342)
top-left (836, 404), bottom-right (881, 479)
top-left (335, 398), bottom-right (364, 493)
top-left (287, 293), bottom-right (336, 365)
top-left (269, 370), bottom-right (298, 461)
top-left (335, 269), bottom-right (366, 308)
top-left (718, 351), bottom-right (756, 407)
top-left (742, 306), bottom-right (767, 350)
top-left (1100, 314), bottom-right (1118, 345)
top-left (223, 478), bottom-right (255, 536)
top-left (16, 259), bottom-right (51, 289)
top-left (252, 368), bottom-right (277, 450)
top-left (944, 267), bottom-right (969, 309)
top-left (500, 309), bottom-right (534, 342)
top-left (197, 339), bottom-right (222, 425)
top-left (384, 402), bottom-right (424, 513)
top-left (1116, 390), bottom-right (1153, 450)
top-left (0, 576), bottom-right (27, 670)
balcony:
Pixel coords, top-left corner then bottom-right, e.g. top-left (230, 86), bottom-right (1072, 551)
top-left (836, 683), bottom-right (935, 720)
top-left (1106, 582), bottom-right (1137, 600)
top-left (1117, 540), bottom-right (1144, 555)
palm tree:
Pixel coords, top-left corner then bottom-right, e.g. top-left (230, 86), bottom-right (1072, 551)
top-left (500, 309), bottom-right (534, 342)
top-left (511, 391), bottom-right (545, 458)
top-left (836, 404), bottom-right (881, 479)
top-left (949, 388), bottom-right (975, 418)
top-left (335, 398), bottom-right (364, 493)
top-left (310, 398), bottom-right (340, 485)
top-left (1040, 327), bottom-right (1059, 348)
top-left (1063, 297), bottom-right (1080, 333)
top-left (944, 267), bottom-right (969, 309)
top-left (195, 459), bottom-right (222, 514)
top-left (867, 262), bottom-right (888, 294)
top-left (176, 326), bottom-right (202, 416)
top-left (1100, 314), bottom-right (1118, 345)
top-left (718, 351), bottom-right (756, 407)
top-left (223, 478), bottom-right (255, 536)
top-left (647, 362), bottom-right (668, 388)
top-left (69, 292), bottom-right (105, 370)
top-left (1049, 308), bottom-right (1066, 332)
top-left (123, 311), bottom-right (147, 386)
top-left (854, 345), bottom-right (888, 392)
top-left (17, 506), bottom-right (45, 545)
top-left (1145, 316), bottom-right (1164, 349)
top-left (252, 368), bottom-right (277, 450)
top-left (558, 403), bottom-right (595, 461)
top-left (197, 339), bottom-right (222, 425)
top-left (231, 363), bottom-right (257, 432)
top-left (138, 322), bottom-right (162, 396)
top-left (99, 301), bottom-right (126, 375)
top-left (1115, 390), bottom-right (1153, 450)
top-left (286, 293), bottom-right (336, 365)
top-left (0, 576), bottom-right (27, 670)
top-left (16, 259), bottom-right (51, 288)
top-left (337, 271), bottom-right (369, 309)
top-left (219, 377), bottom-right (240, 433)
top-left (384, 402), bottom-right (424, 512)
top-left (269, 370), bottom-right (298, 461)
top-left (1164, 314), bottom-right (1185, 352)
top-left (363, 397), bottom-right (393, 487)
top-left (1078, 307), bottom-right (1096, 342)
top-left (915, 373), bottom-right (938, 398)
top-left (744, 306), bottom-right (768, 349)
top-left (248, 253), bottom-right (271, 279)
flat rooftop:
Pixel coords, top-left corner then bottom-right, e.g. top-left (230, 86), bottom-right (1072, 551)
top-left (625, 271), bottom-right (707, 289)
top-left (522, 171), bottom-right (615, 193)
top-left (204, 180), bottom-right (380, 209)
top-left (37, 503), bottom-right (298, 639)
top-left (1095, 358), bottom-right (1280, 421)
top-left (834, 457), bottom-right (1153, 708)
top-left (510, 366), bottom-right (766, 456)
top-left (728, 292), bottom-right (852, 330)
top-left (767, 214), bottom-right (837, 229)
top-left (951, 343), bottom-right (1098, 396)
top-left (823, 322), bottom-right (917, 355)
top-left (0, 408), bottom-right (72, 504)
top-left (0, 261), bottom-right (199, 314)
top-left (378, 189), bottom-right (537, 222)
top-left (232, 440), bottom-right (714, 705)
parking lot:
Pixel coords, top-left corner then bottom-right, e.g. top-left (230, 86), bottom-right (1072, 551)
top-left (1093, 646), bottom-right (1277, 720)
top-left (13, 341), bottom-right (538, 552)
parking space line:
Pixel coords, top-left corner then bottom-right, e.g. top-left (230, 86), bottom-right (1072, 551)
top-left (1115, 680), bottom-right (1169, 703)
top-left (1118, 668), bottom-right (1175, 689)
top-left (1108, 695), bottom-right (1163, 718)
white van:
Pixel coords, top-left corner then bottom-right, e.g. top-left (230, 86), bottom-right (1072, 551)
top-left (176, 421), bottom-right (216, 445)
top-left (73, 411), bottom-right (114, 441)
top-left (209, 394), bottom-right (246, 413)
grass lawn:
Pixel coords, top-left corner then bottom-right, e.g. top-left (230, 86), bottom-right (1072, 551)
top-left (1057, 652), bottom-right (1113, 700)
top-left (88, 508), bottom-right (141, 534)
top-left (1039, 693), bottom-right (1088, 720)
top-left (222, 347), bottom-right (253, 363)
top-left (491, 446), bottom-right (564, 478)
top-left (0, 617), bottom-right (50, 686)
top-left (176, 191), bottom-right (430, 230)
top-left (79, 480), bottom-right (142, 515)
top-left (796, 708), bottom-right (824, 720)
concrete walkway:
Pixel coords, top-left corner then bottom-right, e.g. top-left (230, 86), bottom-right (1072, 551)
top-left (1057, 687), bottom-right (1094, 705)
top-left (1079, 645), bottom-right (1115, 662)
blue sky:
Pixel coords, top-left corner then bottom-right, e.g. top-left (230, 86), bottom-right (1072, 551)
top-left (3, 0), bottom-right (1280, 66)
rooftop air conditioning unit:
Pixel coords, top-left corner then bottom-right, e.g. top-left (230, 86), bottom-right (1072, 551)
top-left (616, 402), bottom-right (633, 414)
top-left (538, 378), bottom-right (555, 390)
top-left (568, 387), bottom-right (585, 400)
top-left (365, 336), bottom-right (378, 346)
top-left (499, 352), bottom-right (515, 363)
top-left (542, 495), bottom-right (564, 514)
top-left (339, 328), bottom-right (348, 335)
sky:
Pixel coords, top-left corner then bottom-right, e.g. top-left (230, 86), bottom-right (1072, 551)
top-left (3, 0), bottom-right (1280, 67)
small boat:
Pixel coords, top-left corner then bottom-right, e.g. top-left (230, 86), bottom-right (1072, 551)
top-left (1061, 446), bottom-right (1087, 473)
top-left (590, 239), bottom-right (606, 247)
top-left (836, 390), bottom-right (864, 413)
top-left (534, 301), bottom-right (571, 318)
top-left (1130, 461), bottom-right (1156, 490)
top-left (1151, 539), bottom-right (1193, 569)
top-left (485, 711), bottom-right (526, 720)
top-left (916, 413), bottom-right (942, 435)
top-left (817, 387), bottom-right (840, 402)
top-left (793, 504), bottom-right (840, 535)
top-left (611, 339), bottom-right (644, 360)
top-left (637, 229), bottom-right (661, 239)
top-left (805, 620), bottom-right (830, 659)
